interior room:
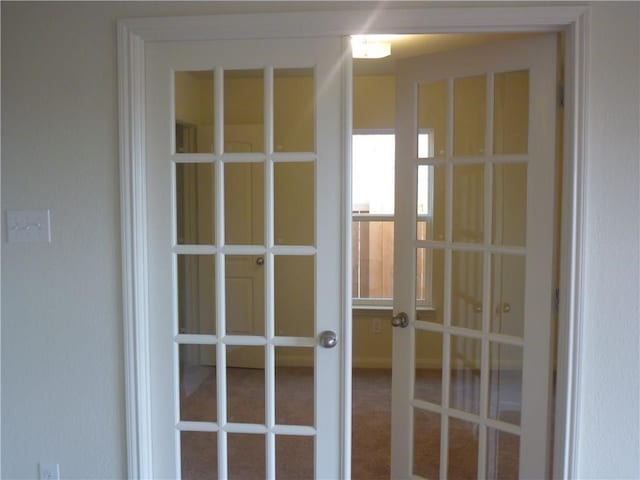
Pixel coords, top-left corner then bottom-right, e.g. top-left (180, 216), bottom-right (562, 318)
top-left (1, 3), bottom-right (639, 480)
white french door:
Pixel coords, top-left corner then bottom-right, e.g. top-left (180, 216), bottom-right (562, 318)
top-left (145, 37), bottom-right (346, 478)
top-left (391, 35), bottom-right (557, 479)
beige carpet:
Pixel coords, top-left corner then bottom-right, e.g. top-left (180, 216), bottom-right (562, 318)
top-left (180, 367), bottom-right (519, 479)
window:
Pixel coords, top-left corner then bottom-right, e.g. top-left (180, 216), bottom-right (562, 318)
top-left (352, 131), bottom-right (433, 308)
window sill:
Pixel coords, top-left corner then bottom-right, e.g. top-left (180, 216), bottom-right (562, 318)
top-left (352, 304), bottom-right (436, 316)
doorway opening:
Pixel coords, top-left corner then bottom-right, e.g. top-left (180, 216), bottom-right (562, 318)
top-left (350, 32), bottom-right (564, 479)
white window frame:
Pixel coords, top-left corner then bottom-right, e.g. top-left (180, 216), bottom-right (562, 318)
top-left (351, 129), bottom-right (435, 310)
top-left (118, 6), bottom-right (589, 479)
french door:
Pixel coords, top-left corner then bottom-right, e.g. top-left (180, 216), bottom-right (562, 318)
top-left (391, 34), bottom-right (558, 479)
top-left (145, 37), bottom-right (346, 478)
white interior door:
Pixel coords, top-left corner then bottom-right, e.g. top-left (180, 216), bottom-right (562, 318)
top-left (391, 34), bottom-right (557, 479)
top-left (145, 37), bottom-right (346, 478)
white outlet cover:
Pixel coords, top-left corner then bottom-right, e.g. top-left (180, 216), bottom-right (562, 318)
top-left (6, 209), bottom-right (51, 243)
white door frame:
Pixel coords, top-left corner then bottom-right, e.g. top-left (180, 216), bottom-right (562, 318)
top-left (118, 5), bottom-right (589, 479)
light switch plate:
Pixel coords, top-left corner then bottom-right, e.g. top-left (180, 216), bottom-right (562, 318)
top-left (6, 209), bottom-right (52, 243)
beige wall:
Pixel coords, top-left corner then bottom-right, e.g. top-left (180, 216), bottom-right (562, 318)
top-left (2, 3), bottom-right (638, 479)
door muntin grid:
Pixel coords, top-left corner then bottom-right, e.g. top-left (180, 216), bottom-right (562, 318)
top-left (411, 70), bottom-right (530, 479)
top-left (398, 34), bottom-right (557, 479)
top-left (172, 63), bottom-right (324, 479)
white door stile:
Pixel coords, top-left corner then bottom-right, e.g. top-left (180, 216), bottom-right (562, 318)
top-left (119, 7), bottom-right (588, 480)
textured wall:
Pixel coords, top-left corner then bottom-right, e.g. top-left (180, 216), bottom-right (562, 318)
top-left (1, 2), bottom-right (639, 479)
top-left (575, 3), bottom-right (640, 478)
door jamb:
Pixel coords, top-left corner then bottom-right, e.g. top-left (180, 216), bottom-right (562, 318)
top-left (118, 5), bottom-right (589, 479)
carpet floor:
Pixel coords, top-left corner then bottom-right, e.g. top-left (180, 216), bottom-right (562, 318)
top-left (179, 367), bottom-right (519, 479)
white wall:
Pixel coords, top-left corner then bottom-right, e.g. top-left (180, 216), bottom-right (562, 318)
top-left (576, 4), bottom-right (640, 478)
top-left (1, 2), bottom-right (638, 479)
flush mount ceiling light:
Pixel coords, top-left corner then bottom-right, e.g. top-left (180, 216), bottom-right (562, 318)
top-left (351, 35), bottom-right (392, 59)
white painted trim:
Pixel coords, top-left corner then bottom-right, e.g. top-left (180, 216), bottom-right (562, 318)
top-left (553, 11), bottom-right (589, 480)
top-left (117, 22), bottom-right (153, 480)
top-left (118, 5), bottom-right (589, 478)
top-left (341, 35), bottom-right (354, 480)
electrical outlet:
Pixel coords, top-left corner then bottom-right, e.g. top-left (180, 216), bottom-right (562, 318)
top-left (39, 463), bottom-right (60, 480)
top-left (372, 318), bottom-right (382, 334)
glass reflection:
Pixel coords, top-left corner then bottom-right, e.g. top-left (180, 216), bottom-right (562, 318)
top-left (224, 70), bottom-right (264, 153)
top-left (176, 163), bottom-right (214, 245)
top-left (418, 80), bottom-right (447, 158)
top-left (275, 347), bottom-right (314, 426)
top-left (414, 329), bottom-right (443, 405)
top-left (413, 408), bottom-right (440, 479)
top-left (274, 163), bottom-right (314, 246)
top-left (489, 343), bottom-right (523, 426)
top-left (178, 255), bottom-right (215, 336)
top-left (454, 75), bottom-right (487, 157)
top-left (274, 69), bottom-right (315, 152)
top-left (453, 164), bottom-right (484, 243)
top-left (451, 251), bottom-right (483, 331)
top-left (450, 335), bottom-right (481, 415)
top-left (494, 70), bottom-right (529, 155)
top-left (179, 344), bottom-right (216, 422)
top-left (493, 163), bottom-right (527, 246)
top-left (275, 256), bottom-right (314, 337)
top-left (224, 163), bottom-right (264, 245)
top-left (448, 418), bottom-right (479, 479)
top-left (491, 254), bottom-right (525, 337)
top-left (175, 71), bottom-right (214, 154)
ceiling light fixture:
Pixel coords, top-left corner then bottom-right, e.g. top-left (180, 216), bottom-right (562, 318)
top-left (351, 36), bottom-right (392, 59)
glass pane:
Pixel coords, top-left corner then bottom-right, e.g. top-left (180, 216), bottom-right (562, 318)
top-left (416, 249), bottom-right (444, 323)
top-left (176, 163), bottom-right (215, 245)
top-left (225, 255), bottom-right (264, 336)
top-left (175, 71), bottom-right (214, 153)
top-left (486, 428), bottom-right (520, 479)
top-left (274, 163), bottom-right (314, 245)
top-left (494, 70), bottom-right (529, 155)
top-left (450, 335), bottom-right (481, 415)
top-left (275, 347), bottom-right (314, 425)
top-left (413, 408), bottom-right (440, 479)
top-left (491, 254), bottom-right (525, 337)
top-left (454, 74), bottom-right (487, 157)
top-left (451, 251), bottom-right (483, 331)
top-left (453, 164), bottom-right (484, 243)
top-left (180, 344), bottom-right (216, 422)
top-left (224, 69), bottom-right (264, 153)
top-left (352, 134), bottom-right (395, 214)
top-left (448, 417), bottom-right (479, 479)
top-left (418, 165), bottom-right (445, 241)
top-left (224, 163), bottom-right (264, 245)
top-left (226, 346), bottom-right (265, 424)
top-left (181, 431), bottom-right (217, 480)
top-left (178, 255), bottom-right (215, 335)
top-left (276, 435), bottom-right (314, 479)
top-left (418, 80), bottom-right (447, 158)
top-left (414, 329), bottom-right (443, 405)
top-left (275, 256), bottom-right (314, 337)
top-left (489, 343), bottom-right (523, 426)
top-left (274, 68), bottom-right (315, 152)
top-left (227, 434), bottom-right (265, 479)
top-left (493, 163), bottom-right (527, 246)
top-left (352, 221), bottom-right (394, 299)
